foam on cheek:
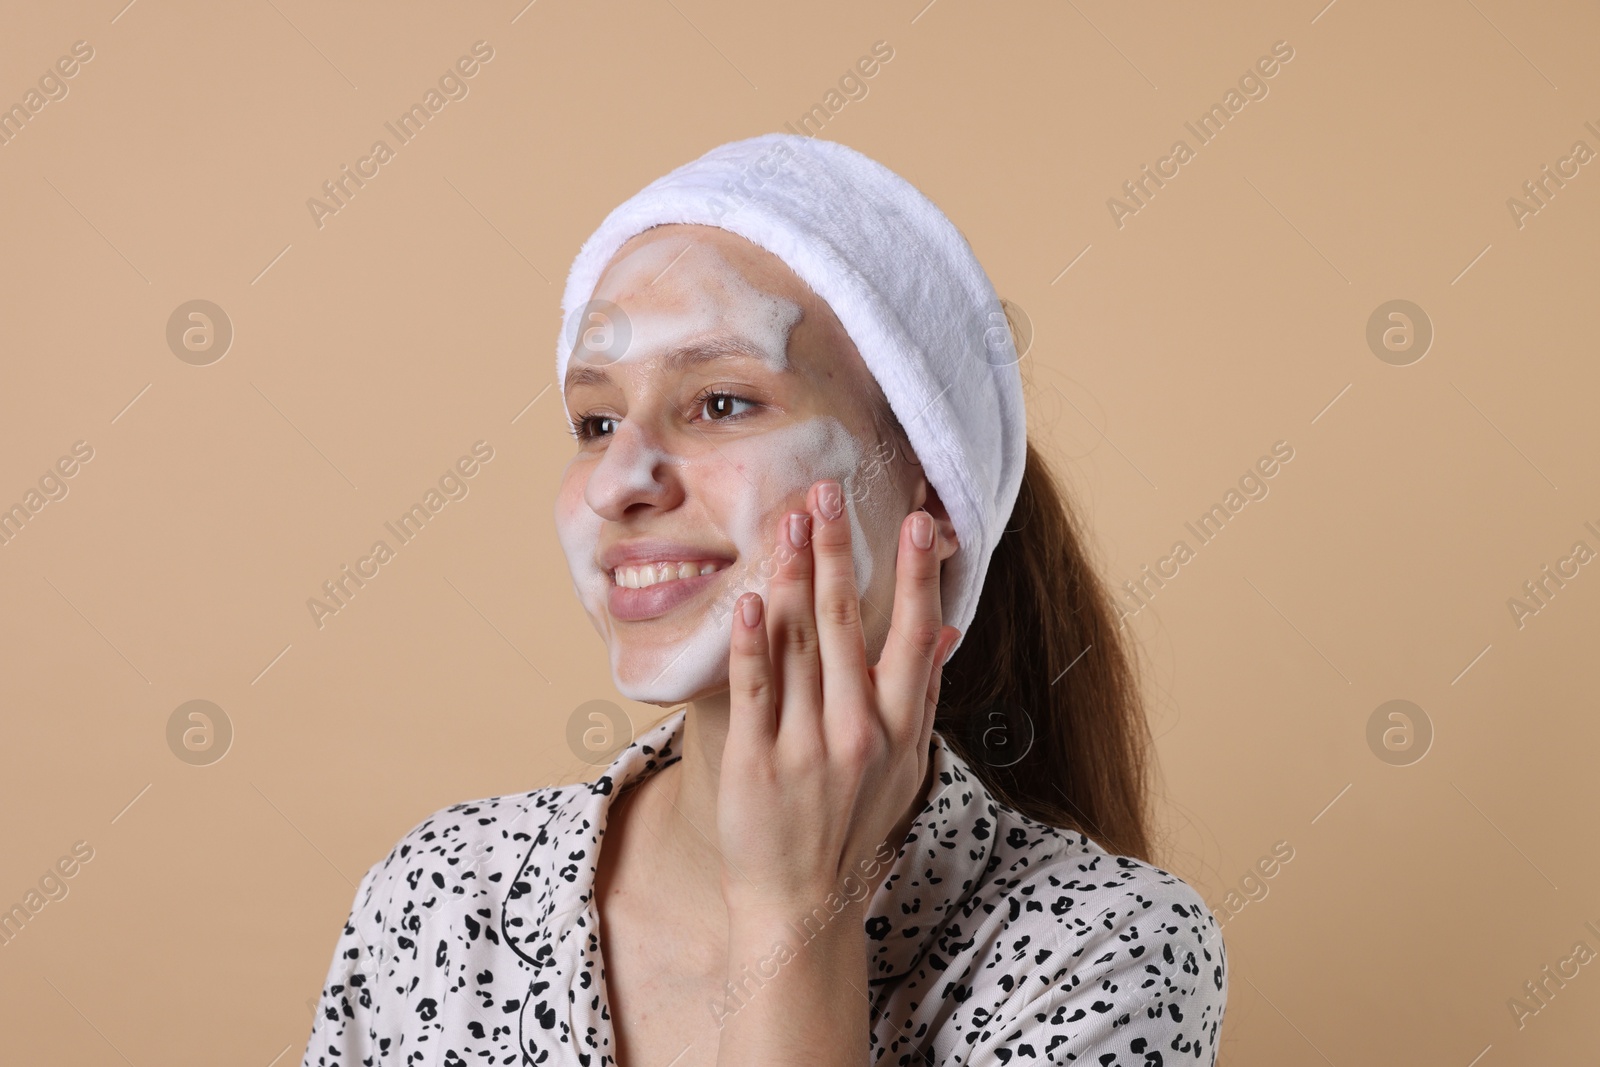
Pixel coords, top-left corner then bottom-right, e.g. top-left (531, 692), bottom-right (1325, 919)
top-left (726, 416), bottom-right (875, 593)
top-left (555, 419), bottom-right (727, 703)
top-left (697, 412), bottom-right (902, 643)
top-left (578, 415), bottom-right (907, 706)
top-left (624, 416), bottom-right (894, 704)
top-left (553, 483), bottom-right (607, 629)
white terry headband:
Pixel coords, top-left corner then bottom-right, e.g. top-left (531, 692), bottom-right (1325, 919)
top-left (555, 133), bottom-right (1026, 649)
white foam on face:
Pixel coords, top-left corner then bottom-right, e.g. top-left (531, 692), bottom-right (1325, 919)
top-left (577, 237), bottom-right (802, 373)
top-left (618, 415), bottom-right (905, 704)
top-left (553, 481), bottom-right (608, 642)
top-left (556, 231), bottom-right (906, 706)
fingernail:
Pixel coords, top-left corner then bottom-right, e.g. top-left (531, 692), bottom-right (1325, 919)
top-left (788, 512), bottom-right (811, 549)
top-left (817, 481), bottom-right (843, 521)
top-left (739, 594), bottom-right (763, 628)
top-left (936, 632), bottom-right (959, 669)
top-left (910, 512), bottom-right (934, 551)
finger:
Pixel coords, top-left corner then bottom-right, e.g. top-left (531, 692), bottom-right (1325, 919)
top-left (763, 507), bottom-right (822, 739)
top-left (726, 593), bottom-right (777, 753)
top-left (920, 625), bottom-right (960, 750)
top-left (810, 479), bottom-right (872, 718)
top-left (877, 510), bottom-right (948, 739)
top-left (803, 478), bottom-right (822, 515)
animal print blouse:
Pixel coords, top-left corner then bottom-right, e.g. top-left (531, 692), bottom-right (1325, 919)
top-left (301, 708), bottom-right (1227, 1065)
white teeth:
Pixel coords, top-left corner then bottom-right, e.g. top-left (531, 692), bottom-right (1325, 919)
top-left (612, 561), bottom-right (725, 589)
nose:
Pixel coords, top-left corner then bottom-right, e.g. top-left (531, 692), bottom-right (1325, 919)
top-left (583, 422), bottom-right (685, 521)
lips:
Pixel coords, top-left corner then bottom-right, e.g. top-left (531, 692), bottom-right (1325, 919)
top-left (599, 539), bottom-right (734, 622)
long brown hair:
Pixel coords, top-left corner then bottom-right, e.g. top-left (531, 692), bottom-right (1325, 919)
top-left (931, 439), bottom-right (1155, 862)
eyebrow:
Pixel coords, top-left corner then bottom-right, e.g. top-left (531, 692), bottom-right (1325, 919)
top-left (563, 334), bottom-right (784, 392)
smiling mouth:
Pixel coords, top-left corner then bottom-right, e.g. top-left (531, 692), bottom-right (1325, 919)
top-left (611, 560), bottom-right (729, 589)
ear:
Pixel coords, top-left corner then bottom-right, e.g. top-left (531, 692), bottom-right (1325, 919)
top-left (910, 477), bottom-right (960, 563)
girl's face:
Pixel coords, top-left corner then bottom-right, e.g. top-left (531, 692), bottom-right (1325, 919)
top-left (555, 224), bottom-right (943, 705)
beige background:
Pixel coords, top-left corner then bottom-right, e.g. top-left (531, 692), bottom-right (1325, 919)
top-left (1, 0), bottom-right (1596, 1063)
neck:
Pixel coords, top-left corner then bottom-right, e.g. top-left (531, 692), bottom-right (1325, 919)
top-left (631, 693), bottom-right (733, 904)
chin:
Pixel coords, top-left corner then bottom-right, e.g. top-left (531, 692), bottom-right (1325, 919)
top-left (608, 630), bottom-right (731, 706)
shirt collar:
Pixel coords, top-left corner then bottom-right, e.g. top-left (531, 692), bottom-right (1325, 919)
top-left (499, 707), bottom-right (998, 983)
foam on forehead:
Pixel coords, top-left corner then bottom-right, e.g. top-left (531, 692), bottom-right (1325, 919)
top-left (587, 233), bottom-right (802, 372)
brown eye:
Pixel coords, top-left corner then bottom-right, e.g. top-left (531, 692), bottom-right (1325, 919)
top-left (701, 393), bottom-right (754, 421)
top-left (572, 415), bottom-right (619, 441)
